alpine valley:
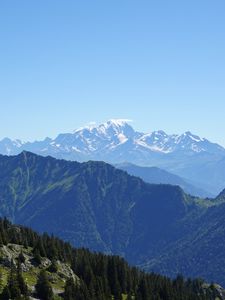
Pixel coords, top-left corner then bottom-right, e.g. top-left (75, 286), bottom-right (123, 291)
top-left (1, 151), bottom-right (225, 289)
top-left (1, 119), bottom-right (225, 196)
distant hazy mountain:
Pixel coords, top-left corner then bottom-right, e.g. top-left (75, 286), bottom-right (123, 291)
top-left (1, 152), bottom-right (225, 286)
top-left (116, 163), bottom-right (212, 197)
top-left (1, 119), bottom-right (225, 195)
top-left (142, 189), bottom-right (225, 284)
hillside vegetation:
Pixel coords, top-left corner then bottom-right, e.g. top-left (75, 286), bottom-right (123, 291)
top-left (0, 219), bottom-right (222, 300)
top-left (1, 152), bottom-right (225, 286)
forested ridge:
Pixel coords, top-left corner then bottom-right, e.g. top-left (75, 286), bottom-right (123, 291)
top-left (0, 219), bottom-right (221, 300)
top-left (1, 152), bottom-right (225, 286)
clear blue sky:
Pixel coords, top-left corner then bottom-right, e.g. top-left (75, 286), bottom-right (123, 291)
top-left (0, 0), bottom-right (225, 145)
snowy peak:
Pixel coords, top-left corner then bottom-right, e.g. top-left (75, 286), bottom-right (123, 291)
top-left (0, 120), bottom-right (224, 160)
top-left (69, 119), bottom-right (138, 153)
top-left (184, 131), bottom-right (204, 141)
top-left (104, 118), bottom-right (133, 128)
top-left (137, 130), bottom-right (206, 154)
top-left (176, 131), bottom-right (204, 144)
top-left (137, 131), bottom-right (171, 153)
top-left (75, 119), bottom-right (135, 137)
top-left (0, 138), bottom-right (24, 155)
top-left (47, 120), bottom-right (126, 155)
top-left (136, 129), bottom-right (225, 154)
top-left (100, 119), bottom-right (137, 139)
top-left (169, 131), bottom-right (224, 154)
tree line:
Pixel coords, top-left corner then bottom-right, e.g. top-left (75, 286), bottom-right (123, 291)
top-left (0, 218), bottom-right (220, 300)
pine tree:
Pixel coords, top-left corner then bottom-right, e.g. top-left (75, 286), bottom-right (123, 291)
top-left (64, 278), bottom-right (90, 300)
top-left (136, 277), bottom-right (151, 300)
top-left (35, 270), bottom-right (53, 300)
top-left (18, 251), bottom-right (26, 264)
top-left (16, 262), bottom-right (28, 297)
top-left (33, 248), bottom-right (42, 265)
top-left (64, 278), bottom-right (75, 300)
top-left (7, 263), bottom-right (21, 300)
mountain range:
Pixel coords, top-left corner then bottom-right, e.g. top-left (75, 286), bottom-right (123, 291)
top-left (1, 151), bottom-right (225, 286)
top-left (1, 119), bottom-right (225, 196)
top-left (116, 163), bottom-right (211, 197)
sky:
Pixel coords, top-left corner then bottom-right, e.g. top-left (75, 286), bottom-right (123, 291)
top-left (0, 0), bottom-right (225, 145)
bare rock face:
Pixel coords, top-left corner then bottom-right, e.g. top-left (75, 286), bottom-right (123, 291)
top-left (57, 260), bottom-right (79, 283)
top-left (0, 243), bottom-right (79, 288)
top-left (40, 257), bottom-right (51, 268)
top-left (0, 244), bottom-right (32, 269)
top-left (202, 283), bottom-right (225, 300)
top-left (0, 244), bottom-right (22, 267)
top-left (213, 284), bottom-right (225, 300)
top-left (0, 243), bottom-right (78, 283)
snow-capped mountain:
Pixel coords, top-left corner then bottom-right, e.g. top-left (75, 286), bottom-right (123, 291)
top-left (51, 119), bottom-right (141, 155)
top-left (0, 138), bottom-right (25, 155)
top-left (138, 130), bottom-right (224, 154)
top-left (0, 119), bottom-right (224, 158)
top-left (1, 119), bottom-right (225, 196)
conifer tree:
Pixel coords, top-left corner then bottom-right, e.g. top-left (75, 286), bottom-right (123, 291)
top-left (35, 270), bottom-right (53, 300)
top-left (18, 251), bottom-right (26, 264)
top-left (64, 278), bottom-right (76, 300)
top-left (7, 263), bottom-right (21, 300)
top-left (33, 248), bottom-right (42, 265)
top-left (16, 262), bottom-right (28, 297)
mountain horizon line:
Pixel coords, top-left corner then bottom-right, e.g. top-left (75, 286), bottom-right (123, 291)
top-left (0, 118), bottom-right (223, 147)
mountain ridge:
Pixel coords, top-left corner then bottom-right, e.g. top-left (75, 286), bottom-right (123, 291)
top-left (0, 151), bottom-right (199, 255)
top-left (1, 119), bottom-right (224, 157)
top-left (116, 162), bottom-right (212, 197)
top-left (1, 119), bottom-right (225, 195)
top-left (1, 152), bottom-right (225, 286)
